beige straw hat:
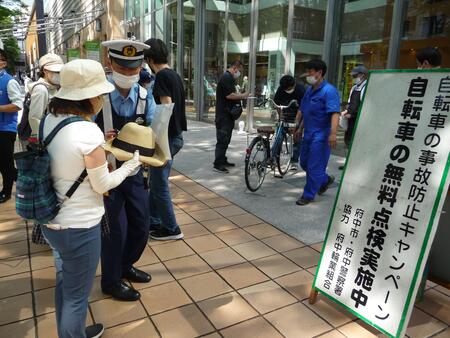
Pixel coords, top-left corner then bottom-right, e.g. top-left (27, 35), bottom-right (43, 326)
top-left (54, 59), bottom-right (115, 101)
top-left (103, 122), bottom-right (167, 167)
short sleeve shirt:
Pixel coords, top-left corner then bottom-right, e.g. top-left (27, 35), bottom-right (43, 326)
top-left (300, 80), bottom-right (340, 140)
top-left (43, 114), bottom-right (105, 228)
top-left (153, 68), bottom-right (187, 138)
top-left (273, 83), bottom-right (305, 106)
top-left (216, 71), bottom-right (236, 116)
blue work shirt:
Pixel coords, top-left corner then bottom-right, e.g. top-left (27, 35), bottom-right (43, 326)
top-left (110, 82), bottom-right (156, 125)
top-left (300, 80), bottom-right (340, 141)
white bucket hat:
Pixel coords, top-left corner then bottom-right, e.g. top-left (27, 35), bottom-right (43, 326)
top-left (39, 53), bottom-right (64, 72)
top-left (54, 59), bottom-right (115, 101)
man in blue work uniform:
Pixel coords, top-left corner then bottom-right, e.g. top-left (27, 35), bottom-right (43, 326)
top-left (95, 40), bottom-right (156, 301)
top-left (0, 49), bottom-right (23, 203)
top-left (295, 59), bottom-right (340, 206)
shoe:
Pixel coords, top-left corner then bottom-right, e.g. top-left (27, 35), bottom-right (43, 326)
top-left (224, 161), bottom-right (235, 167)
top-left (150, 227), bottom-right (184, 241)
top-left (338, 165), bottom-right (345, 170)
top-left (296, 197), bottom-right (312, 206)
top-left (123, 267), bottom-right (152, 283)
top-left (213, 165), bottom-right (229, 173)
top-left (290, 163), bottom-right (298, 171)
top-left (102, 281), bottom-right (140, 301)
top-left (318, 175), bottom-right (335, 195)
top-left (86, 324), bottom-right (104, 338)
top-left (0, 193), bottom-right (11, 204)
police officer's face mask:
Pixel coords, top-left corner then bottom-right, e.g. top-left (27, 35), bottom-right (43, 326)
top-left (112, 71), bottom-right (140, 89)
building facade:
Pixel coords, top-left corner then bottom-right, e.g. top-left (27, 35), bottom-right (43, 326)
top-left (125, 0), bottom-right (449, 127)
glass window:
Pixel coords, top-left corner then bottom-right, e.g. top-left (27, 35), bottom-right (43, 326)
top-left (338, 0), bottom-right (393, 102)
top-left (203, 0), bottom-right (227, 121)
top-left (399, 0), bottom-right (449, 69)
top-left (155, 0), bottom-right (164, 10)
top-left (155, 8), bottom-right (164, 40)
top-left (255, 0), bottom-right (289, 124)
top-left (184, 2), bottom-right (196, 119)
top-left (168, 2), bottom-right (178, 70)
top-left (292, 0), bottom-right (327, 81)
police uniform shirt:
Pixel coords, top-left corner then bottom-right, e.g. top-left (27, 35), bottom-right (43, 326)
top-left (109, 82), bottom-right (156, 125)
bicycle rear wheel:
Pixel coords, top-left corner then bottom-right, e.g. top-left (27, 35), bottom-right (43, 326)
top-left (276, 132), bottom-right (293, 176)
top-left (245, 136), bottom-right (268, 192)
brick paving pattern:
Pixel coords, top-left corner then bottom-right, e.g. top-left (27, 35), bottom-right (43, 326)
top-left (0, 171), bottom-right (449, 338)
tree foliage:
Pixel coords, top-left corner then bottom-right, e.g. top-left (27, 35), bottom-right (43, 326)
top-left (0, 0), bottom-right (24, 73)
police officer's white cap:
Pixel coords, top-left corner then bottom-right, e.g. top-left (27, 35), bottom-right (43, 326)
top-left (102, 39), bottom-right (149, 68)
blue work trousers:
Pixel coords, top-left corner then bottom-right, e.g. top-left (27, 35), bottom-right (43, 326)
top-left (299, 138), bottom-right (331, 200)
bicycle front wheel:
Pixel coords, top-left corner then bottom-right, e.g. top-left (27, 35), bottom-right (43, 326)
top-left (276, 132), bottom-right (293, 176)
top-left (245, 136), bottom-right (268, 192)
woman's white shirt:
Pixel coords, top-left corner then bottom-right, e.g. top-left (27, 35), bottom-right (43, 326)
top-left (43, 114), bottom-right (105, 229)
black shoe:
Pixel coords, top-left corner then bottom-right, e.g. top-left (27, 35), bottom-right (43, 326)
top-left (296, 197), bottom-right (312, 206)
top-left (338, 165), bottom-right (345, 170)
top-left (102, 281), bottom-right (140, 301)
top-left (123, 267), bottom-right (152, 283)
top-left (213, 165), bottom-right (229, 173)
top-left (150, 227), bottom-right (184, 241)
top-left (86, 324), bottom-right (104, 338)
top-left (0, 193), bottom-right (11, 204)
top-left (290, 163), bottom-right (299, 171)
top-left (224, 161), bottom-right (235, 167)
top-left (318, 175), bottom-right (335, 195)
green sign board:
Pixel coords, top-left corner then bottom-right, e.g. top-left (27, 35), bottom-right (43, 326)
top-left (67, 49), bottom-right (81, 61)
top-left (84, 41), bottom-right (101, 62)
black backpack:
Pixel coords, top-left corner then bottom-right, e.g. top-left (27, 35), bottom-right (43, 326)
top-left (18, 83), bottom-right (49, 141)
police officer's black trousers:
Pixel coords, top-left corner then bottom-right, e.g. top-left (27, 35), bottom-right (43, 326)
top-left (101, 170), bottom-right (149, 289)
top-left (214, 115), bottom-right (234, 166)
top-left (0, 131), bottom-right (17, 196)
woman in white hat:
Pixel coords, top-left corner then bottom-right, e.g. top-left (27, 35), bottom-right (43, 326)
top-left (25, 53), bottom-right (64, 141)
top-left (41, 59), bottom-right (142, 338)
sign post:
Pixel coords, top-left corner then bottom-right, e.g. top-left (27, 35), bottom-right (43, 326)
top-left (312, 70), bottom-right (450, 338)
top-left (84, 41), bottom-right (101, 62)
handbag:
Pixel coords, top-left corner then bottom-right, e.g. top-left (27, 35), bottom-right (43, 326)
top-left (229, 102), bottom-right (243, 121)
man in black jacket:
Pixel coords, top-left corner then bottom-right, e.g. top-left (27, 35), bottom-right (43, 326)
top-left (213, 60), bottom-right (249, 173)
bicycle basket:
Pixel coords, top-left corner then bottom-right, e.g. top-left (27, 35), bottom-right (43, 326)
top-left (281, 100), bottom-right (299, 123)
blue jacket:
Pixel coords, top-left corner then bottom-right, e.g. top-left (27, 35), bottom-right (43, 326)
top-left (0, 71), bottom-right (18, 132)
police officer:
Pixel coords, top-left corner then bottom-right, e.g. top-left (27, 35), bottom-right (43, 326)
top-left (0, 49), bottom-right (23, 203)
top-left (95, 40), bottom-right (156, 301)
top-left (295, 59), bottom-right (340, 206)
top-left (339, 65), bottom-right (368, 170)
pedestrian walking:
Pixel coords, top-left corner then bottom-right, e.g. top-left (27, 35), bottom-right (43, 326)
top-left (0, 48), bottom-right (23, 204)
top-left (27, 53), bottom-right (64, 140)
top-left (296, 59), bottom-right (340, 206)
top-left (144, 38), bottom-right (186, 241)
top-left (213, 60), bottom-right (250, 173)
top-left (339, 65), bottom-right (368, 170)
top-left (95, 39), bottom-right (156, 301)
top-left (273, 74), bottom-right (305, 170)
top-left (41, 59), bottom-right (142, 338)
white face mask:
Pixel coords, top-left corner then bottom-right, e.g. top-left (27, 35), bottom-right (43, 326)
top-left (234, 70), bottom-right (241, 79)
top-left (285, 88), bottom-right (295, 94)
top-left (112, 71), bottom-right (140, 89)
top-left (49, 73), bottom-right (60, 85)
top-left (353, 76), bottom-right (364, 85)
top-left (306, 75), bottom-right (318, 85)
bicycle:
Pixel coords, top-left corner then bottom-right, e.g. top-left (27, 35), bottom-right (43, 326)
top-left (244, 99), bottom-right (299, 192)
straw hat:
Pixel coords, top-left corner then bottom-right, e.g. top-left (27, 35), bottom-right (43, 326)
top-left (39, 53), bottom-right (64, 72)
top-left (103, 122), bottom-right (166, 167)
top-left (54, 59), bottom-right (115, 101)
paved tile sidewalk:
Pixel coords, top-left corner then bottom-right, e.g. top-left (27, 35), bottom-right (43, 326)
top-left (0, 171), bottom-right (449, 338)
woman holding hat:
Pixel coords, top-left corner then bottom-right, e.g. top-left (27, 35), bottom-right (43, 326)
top-left (26, 53), bottom-right (64, 141)
top-left (41, 59), bottom-right (142, 338)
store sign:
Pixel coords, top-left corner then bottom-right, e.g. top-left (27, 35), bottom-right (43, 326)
top-left (84, 41), bottom-right (101, 62)
top-left (67, 49), bottom-right (81, 61)
top-left (314, 70), bottom-right (450, 338)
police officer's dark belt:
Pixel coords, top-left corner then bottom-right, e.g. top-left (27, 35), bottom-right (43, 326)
top-left (111, 138), bottom-right (155, 157)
